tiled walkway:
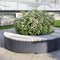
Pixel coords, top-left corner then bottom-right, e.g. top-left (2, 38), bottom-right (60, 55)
top-left (0, 28), bottom-right (60, 60)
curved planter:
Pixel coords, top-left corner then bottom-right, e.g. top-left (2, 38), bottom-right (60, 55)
top-left (4, 27), bottom-right (60, 53)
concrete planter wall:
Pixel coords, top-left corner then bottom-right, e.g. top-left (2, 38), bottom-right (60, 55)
top-left (4, 27), bottom-right (60, 53)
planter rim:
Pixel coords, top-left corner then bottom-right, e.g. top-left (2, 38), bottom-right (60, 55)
top-left (4, 27), bottom-right (60, 42)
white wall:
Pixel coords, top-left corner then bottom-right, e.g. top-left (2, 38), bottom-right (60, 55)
top-left (0, 0), bottom-right (60, 10)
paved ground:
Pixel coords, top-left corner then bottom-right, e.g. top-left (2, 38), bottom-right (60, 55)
top-left (0, 28), bottom-right (60, 60)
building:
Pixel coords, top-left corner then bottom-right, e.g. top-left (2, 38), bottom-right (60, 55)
top-left (0, 0), bottom-right (60, 10)
top-left (0, 0), bottom-right (60, 25)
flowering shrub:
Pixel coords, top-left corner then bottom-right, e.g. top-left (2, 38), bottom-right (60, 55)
top-left (15, 9), bottom-right (54, 35)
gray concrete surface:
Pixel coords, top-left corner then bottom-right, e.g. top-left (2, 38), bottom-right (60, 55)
top-left (0, 28), bottom-right (60, 60)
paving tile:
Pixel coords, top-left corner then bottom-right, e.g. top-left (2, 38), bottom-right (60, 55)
top-left (0, 49), bottom-right (16, 60)
top-left (0, 54), bottom-right (12, 60)
top-left (0, 47), bottom-right (7, 54)
top-left (11, 53), bottom-right (33, 60)
top-left (0, 53), bottom-right (14, 60)
top-left (32, 54), bottom-right (57, 60)
top-left (0, 54), bottom-right (8, 60)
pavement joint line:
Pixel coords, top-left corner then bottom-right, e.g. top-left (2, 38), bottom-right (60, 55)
top-left (31, 54), bottom-right (34, 60)
top-left (2, 50), bottom-right (17, 60)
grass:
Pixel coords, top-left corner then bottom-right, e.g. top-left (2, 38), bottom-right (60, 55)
top-left (0, 24), bottom-right (14, 30)
top-left (0, 20), bottom-right (60, 30)
top-left (54, 20), bottom-right (60, 27)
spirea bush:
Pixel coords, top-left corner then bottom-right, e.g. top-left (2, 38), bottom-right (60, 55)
top-left (15, 9), bottom-right (54, 36)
